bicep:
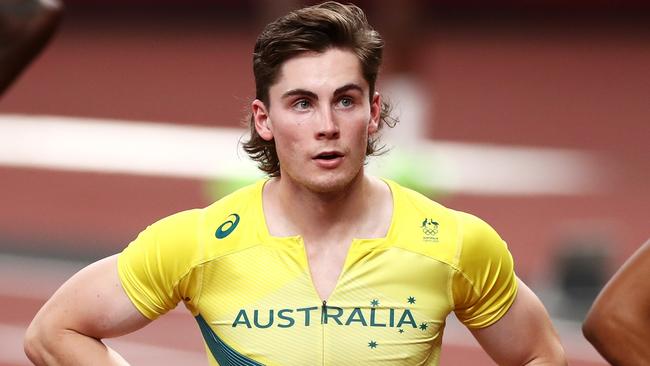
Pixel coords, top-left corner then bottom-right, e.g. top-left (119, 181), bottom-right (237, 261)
top-left (31, 254), bottom-right (151, 339)
top-left (470, 278), bottom-right (566, 366)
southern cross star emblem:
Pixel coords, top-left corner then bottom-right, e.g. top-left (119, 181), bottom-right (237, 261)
top-left (419, 322), bottom-right (428, 331)
top-left (407, 296), bottom-right (416, 304)
top-left (370, 299), bottom-right (380, 307)
top-left (368, 340), bottom-right (378, 349)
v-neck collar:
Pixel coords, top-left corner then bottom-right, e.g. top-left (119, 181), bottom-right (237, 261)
top-left (254, 178), bottom-right (399, 245)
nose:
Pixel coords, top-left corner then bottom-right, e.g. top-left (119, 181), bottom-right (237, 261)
top-left (315, 108), bottom-right (340, 139)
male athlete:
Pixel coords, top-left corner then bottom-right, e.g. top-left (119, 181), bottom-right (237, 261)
top-left (24, 2), bottom-right (566, 365)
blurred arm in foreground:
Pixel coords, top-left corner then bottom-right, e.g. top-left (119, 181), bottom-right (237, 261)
top-left (0, 0), bottom-right (62, 95)
top-left (583, 239), bottom-right (650, 365)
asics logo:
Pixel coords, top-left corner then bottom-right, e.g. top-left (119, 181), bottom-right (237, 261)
top-left (215, 213), bottom-right (240, 239)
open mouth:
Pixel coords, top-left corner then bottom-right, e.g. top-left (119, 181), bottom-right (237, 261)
top-left (314, 151), bottom-right (343, 160)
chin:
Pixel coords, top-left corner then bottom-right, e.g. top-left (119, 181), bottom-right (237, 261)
top-left (301, 168), bottom-right (363, 194)
top-left (305, 179), bottom-right (347, 194)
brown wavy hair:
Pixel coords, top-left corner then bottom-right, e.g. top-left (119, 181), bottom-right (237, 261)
top-left (242, 1), bottom-right (397, 177)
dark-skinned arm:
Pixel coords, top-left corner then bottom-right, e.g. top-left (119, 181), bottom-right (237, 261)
top-left (583, 239), bottom-right (650, 365)
top-left (0, 0), bottom-right (63, 95)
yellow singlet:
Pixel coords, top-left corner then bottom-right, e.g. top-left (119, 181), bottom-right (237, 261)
top-left (118, 179), bottom-right (518, 365)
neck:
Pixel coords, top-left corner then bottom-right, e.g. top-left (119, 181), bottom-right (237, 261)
top-left (264, 171), bottom-right (379, 240)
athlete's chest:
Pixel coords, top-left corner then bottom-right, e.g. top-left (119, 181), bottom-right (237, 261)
top-left (303, 236), bottom-right (352, 302)
top-left (192, 241), bottom-right (455, 365)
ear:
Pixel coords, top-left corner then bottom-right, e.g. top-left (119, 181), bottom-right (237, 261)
top-left (252, 99), bottom-right (273, 141)
top-left (368, 92), bottom-right (381, 134)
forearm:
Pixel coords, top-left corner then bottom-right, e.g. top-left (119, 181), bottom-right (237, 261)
top-left (25, 327), bottom-right (129, 366)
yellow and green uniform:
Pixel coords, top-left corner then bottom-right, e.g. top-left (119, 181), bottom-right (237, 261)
top-left (118, 179), bottom-right (518, 365)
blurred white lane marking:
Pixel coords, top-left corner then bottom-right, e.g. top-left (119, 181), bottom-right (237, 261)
top-left (0, 114), bottom-right (261, 181)
top-left (0, 114), bottom-right (602, 195)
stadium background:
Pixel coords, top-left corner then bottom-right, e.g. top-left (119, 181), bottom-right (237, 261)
top-left (1, 0), bottom-right (648, 364)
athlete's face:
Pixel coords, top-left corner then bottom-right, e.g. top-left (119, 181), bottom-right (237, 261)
top-left (252, 48), bottom-right (381, 193)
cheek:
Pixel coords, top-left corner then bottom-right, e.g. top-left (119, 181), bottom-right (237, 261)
top-left (355, 113), bottom-right (372, 140)
top-left (294, 111), bottom-right (314, 126)
top-left (273, 129), bottom-right (303, 157)
top-left (349, 122), bottom-right (370, 154)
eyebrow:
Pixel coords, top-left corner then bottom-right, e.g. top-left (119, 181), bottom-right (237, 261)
top-left (334, 83), bottom-right (364, 96)
top-left (280, 83), bottom-right (365, 100)
top-left (281, 89), bottom-right (317, 100)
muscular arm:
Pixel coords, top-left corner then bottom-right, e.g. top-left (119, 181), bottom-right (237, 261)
top-left (24, 255), bottom-right (152, 365)
top-left (0, 0), bottom-right (62, 95)
top-left (471, 279), bottom-right (567, 365)
top-left (582, 239), bottom-right (650, 365)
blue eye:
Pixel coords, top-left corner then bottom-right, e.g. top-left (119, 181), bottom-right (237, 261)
top-left (339, 97), bottom-right (353, 108)
top-left (294, 99), bottom-right (311, 110)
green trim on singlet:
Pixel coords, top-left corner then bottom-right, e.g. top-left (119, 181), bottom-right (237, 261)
top-left (196, 314), bottom-right (265, 366)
